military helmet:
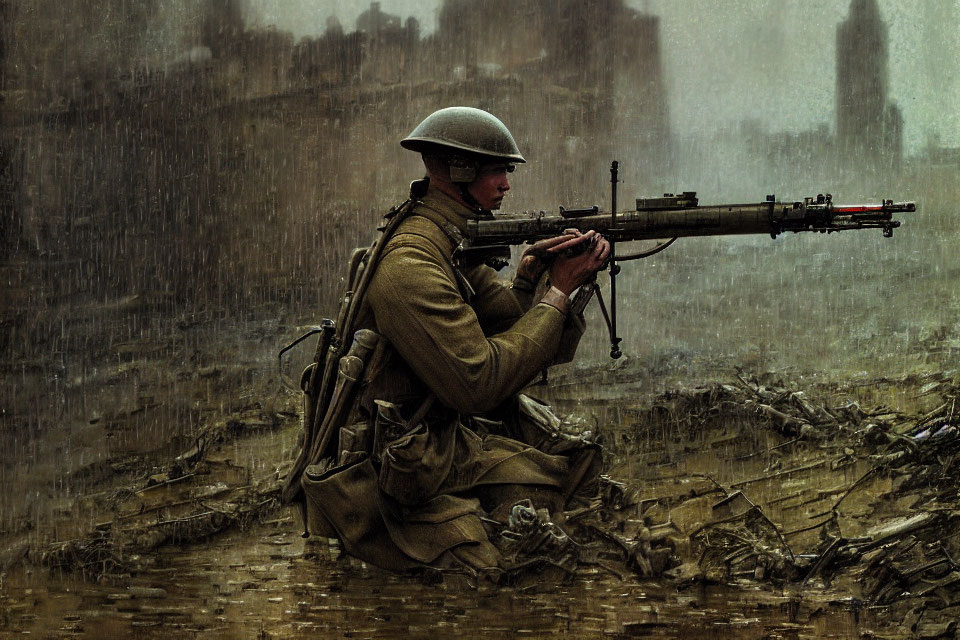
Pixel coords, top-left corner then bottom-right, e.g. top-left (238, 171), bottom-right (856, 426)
top-left (401, 107), bottom-right (526, 164)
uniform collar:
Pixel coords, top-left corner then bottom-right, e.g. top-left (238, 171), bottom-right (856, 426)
top-left (417, 184), bottom-right (489, 236)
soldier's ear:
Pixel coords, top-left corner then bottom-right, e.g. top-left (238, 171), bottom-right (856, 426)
top-left (421, 154), bottom-right (451, 182)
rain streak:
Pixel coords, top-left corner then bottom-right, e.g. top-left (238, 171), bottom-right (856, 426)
top-left (1, 1), bottom-right (959, 637)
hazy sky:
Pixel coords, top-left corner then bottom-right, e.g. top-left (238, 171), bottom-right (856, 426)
top-left (245, 0), bottom-right (960, 154)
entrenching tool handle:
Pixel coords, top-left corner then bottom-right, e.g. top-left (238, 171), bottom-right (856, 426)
top-left (307, 330), bottom-right (380, 466)
top-left (280, 320), bottom-right (336, 506)
top-left (286, 330), bottom-right (381, 536)
top-left (281, 329), bottom-right (379, 508)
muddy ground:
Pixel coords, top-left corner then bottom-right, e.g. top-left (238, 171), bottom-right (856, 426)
top-left (3, 310), bottom-right (959, 640)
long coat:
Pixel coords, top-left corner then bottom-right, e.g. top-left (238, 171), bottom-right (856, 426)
top-left (301, 184), bottom-right (597, 572)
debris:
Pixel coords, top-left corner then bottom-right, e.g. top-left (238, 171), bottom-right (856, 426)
top-left (692, 491), bottom-right (798, 584)
top-left (496, 500), bottom-right (579, 574)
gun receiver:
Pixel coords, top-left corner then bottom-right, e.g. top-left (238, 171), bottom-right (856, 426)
top-left (464, 162), bottom-right (915, 359)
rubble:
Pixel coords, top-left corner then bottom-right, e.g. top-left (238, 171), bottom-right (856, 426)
top-left (692, 491), bottom-right (798, 584)
top-left (21, 403), bottom-right (296, 581)
top-left (7, 352), bottom-right (960, 637)
top-left (496, 500), bottom-right (579, 574)
top-left (654, 372), bottom-right (960, 632)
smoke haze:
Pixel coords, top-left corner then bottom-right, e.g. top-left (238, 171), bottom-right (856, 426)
top-left (245, 0), bottom-right (960, 154)
top-left (2, 0), bottom-right (957, 396)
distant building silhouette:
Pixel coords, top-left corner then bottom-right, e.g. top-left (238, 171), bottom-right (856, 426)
top-left (835, 0), bottom-right (902, 174)
top-left (433, 0), bottom-right (671, 184)
top-left (356, 2), bottom-right (401, 35)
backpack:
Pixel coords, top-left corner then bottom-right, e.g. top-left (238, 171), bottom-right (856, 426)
top-left (278, 179), bottom-right (429, 530)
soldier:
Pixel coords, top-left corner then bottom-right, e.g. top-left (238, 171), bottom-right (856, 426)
top-left (297, 107), bottom-right (610, 575)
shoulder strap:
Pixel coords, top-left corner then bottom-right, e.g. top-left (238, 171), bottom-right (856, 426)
top-left (384, 214), bottom-right (457, 255)
top-left (380, 214), bottom-right (478, 303)
top-left (335, 180), bottom-right (428, 350)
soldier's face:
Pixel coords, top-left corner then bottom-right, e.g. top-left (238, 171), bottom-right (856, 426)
top-left (468, 163), bottom-right (513, 210)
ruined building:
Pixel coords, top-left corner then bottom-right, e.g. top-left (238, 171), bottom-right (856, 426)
top-left (835, 0), bottom-right (902, 175)
top-left (288, 0), bottom-right (671, 184)
top-left (432, 0), bottom-right (671, 187)
top-left (0, 0), bottom-right (672, 334)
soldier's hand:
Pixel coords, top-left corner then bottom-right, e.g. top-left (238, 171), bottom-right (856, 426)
top-left (516, 229), bottom-right (581, 283)
top-left (547, 230), bottom-right (610, 296)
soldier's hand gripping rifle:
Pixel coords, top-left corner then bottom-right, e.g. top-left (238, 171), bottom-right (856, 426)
top-left (463, 161), bottom-right (916, 358)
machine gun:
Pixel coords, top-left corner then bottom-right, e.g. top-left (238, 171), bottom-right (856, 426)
top-left (462, 161), bottom-right (916, 359)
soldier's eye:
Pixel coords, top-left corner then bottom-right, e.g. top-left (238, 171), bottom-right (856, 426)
top-left (479, 165), bottom-right (511, 177)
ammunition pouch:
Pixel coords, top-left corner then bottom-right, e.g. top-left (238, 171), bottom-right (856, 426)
top-left (370, 400), bottom-right (411, 462)
top-left (337, 420), bottom-right (375, 467)
top-left (379, 419), bottom-right (455, 507)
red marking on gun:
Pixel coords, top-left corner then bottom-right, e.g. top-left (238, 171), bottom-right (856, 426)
top-left (833, 204), bottom-right (892, 213)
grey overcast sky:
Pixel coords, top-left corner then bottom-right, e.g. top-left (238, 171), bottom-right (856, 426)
top-left (244, 0), bottom-right (960, 154)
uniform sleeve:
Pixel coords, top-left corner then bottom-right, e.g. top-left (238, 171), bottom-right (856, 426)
top-left (468, 265), bottom-right (584, 364)
top-left (466, 264), bottom-right (535, 335)
top-left (368, 242), bottom-right (566, 414)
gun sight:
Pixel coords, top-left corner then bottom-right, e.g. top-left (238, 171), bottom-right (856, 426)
top-left (636, 192), bottom-right (699, 211)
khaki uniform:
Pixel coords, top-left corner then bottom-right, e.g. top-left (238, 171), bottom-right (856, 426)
top-left (301, 184), bottom-right (597, 572)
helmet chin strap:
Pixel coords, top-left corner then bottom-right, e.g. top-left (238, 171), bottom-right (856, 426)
top-left (456, 182), bottom-right (485, 214)
top-left (448, 158), bottom-right (488, 215)
top-left (421, 153), bottom-right (489, 215)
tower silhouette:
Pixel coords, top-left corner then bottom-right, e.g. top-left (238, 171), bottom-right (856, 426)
top-left (835, 0), bottom-right (902, 174)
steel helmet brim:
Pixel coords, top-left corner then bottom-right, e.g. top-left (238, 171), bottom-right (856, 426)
top-left (401, 106), bottom-right (526, 164)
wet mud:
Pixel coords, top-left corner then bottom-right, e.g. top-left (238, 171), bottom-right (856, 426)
top-left (1, 527), bottom-right (874, 639)
top-left (4, 318), bottom-right (959, 639)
